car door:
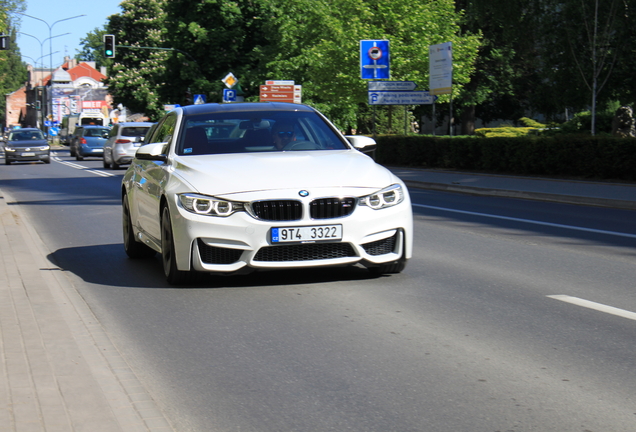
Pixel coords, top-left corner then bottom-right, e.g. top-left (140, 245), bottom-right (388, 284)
top-left (133, 114), bottom-right (177, 243)
top-left (104, 125), bottom-right (119, 163)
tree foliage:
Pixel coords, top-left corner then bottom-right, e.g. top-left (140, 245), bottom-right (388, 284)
top-left (100, 0), bottom-right (479, 128)
top-left (103, 0), bottom-right (170, 118)
top-left (0, 0), bottom-right (28, 126)
top-left (79, 0), bottom-right (636, 134)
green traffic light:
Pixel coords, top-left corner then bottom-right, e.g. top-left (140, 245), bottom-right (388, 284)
top-left (105, 50), bottom-right (113, 56)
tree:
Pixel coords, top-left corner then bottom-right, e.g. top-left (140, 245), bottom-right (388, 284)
top-left (75, 28), bottom-right (110, 68)
top-left (551, 0), bottom-right (623, 134)
top-left (160, 0), bottom-right (274, 104)
top-left (264, 0), bottom-right (480, 132)
top-left (0, 0), bottom-right (28, 126)
top-left (104, 0), bottom-right (170, 119)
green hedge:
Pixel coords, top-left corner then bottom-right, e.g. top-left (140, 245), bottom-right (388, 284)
top-left (374, 135), bottom-right (636, 181)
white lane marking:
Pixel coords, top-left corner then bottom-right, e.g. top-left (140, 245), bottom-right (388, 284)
top-left (412, 203), bottom-right (636, 239)
top-left (547, 295), bottom-right (636, 321)
top-left (53, 156), bottom-right (116, 177)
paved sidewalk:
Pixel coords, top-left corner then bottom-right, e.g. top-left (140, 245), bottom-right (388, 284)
top-left (0, 189), bottom-right (174, 432)
top-left (390, 168), bottom-right (636, 210)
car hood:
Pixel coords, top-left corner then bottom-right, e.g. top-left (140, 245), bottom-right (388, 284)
top-left (6, 140), bottom-right (48, 147)
top-left (172, 150), bottom-right (399, 197)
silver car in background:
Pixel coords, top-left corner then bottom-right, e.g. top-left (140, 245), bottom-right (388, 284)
top-left (103, 122), bottom-right (154, 169)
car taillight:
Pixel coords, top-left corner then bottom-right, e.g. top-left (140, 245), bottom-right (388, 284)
top-left (80, 137), bottom-right (87, 144)
top-left (115, 139), bottom-right (132, 144)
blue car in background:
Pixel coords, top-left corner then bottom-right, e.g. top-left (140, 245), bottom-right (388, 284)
top-left (71, 125), bottom-right (110, 161)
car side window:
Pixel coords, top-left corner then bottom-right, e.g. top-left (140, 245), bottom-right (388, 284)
top-left (149, 114), bottom-right (177, 145)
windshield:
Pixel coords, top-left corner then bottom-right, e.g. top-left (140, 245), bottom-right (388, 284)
top-left (84, 128), bottom-right (110, 138)
top-left (177, 111), bottom-right (349, 156)
top-left (121, 127), bottom-right (150, 137)
top-left (9, 130), bottom-right (45, 141)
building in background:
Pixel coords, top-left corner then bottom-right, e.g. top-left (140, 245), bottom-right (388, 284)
top-left (5, 57), bottom-right (111, 132)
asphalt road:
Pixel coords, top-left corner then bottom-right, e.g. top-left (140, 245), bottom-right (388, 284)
top-left (1, 149), bottom-right (636, 432)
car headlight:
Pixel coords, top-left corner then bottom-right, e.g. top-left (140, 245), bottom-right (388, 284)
top-left (4, 146), bottom-right (15, 152)
top-left (38, 145), bottom-right (50, 151)
top-left (179, 193), bottom-right (245, 217)
top-left (359, 184), bottom-right (405, 209)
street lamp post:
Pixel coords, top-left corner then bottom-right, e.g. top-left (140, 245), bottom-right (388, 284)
top-left (18, 31), bottom-right (70, 68)
top-left (17, 13), bottom-right (85, 72)
top-left (16, 12), bottom-right (85, 128)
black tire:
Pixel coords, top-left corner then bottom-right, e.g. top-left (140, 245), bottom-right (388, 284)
top-left (111, 160), bottom-right (120, 170)
top-left (161, 205), bottom-right (199, 285)
top-left (369, 255), bottom-right (407, 275)
top-left (5, 159), bottom-right (11, 165)
top-left (76, 154), bottom-right (83, 161)
top-left (103, 159), bottom-right (109, 169)
top-left (43, 157), bottom-right (51, 164)
top-left (122, 195), bottom-right (156, 259)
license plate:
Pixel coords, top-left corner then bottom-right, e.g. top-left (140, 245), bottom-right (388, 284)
top-left (21, 152), bottom-right (35, 157)
top-left (272, 225), bottom-right (342, 243)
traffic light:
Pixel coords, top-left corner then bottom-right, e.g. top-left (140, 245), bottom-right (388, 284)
top-left (0, 35), bottom-right (9, 50)
top-left (103, 34), bottom-right (115, 58)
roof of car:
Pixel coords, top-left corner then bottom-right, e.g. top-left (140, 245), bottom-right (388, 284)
top-left (116, 122), bottom-right (155, 126)
top-left (179, 102), bottom-right (316, 116)
top-left (12, 128), bottom-right (40, 132)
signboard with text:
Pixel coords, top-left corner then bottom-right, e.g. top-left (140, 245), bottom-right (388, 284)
top-left (368, 91), bottom-right (436, 105)
top-left (260, 85), bottom-right (302, 103)
top-left (429, 42), bottom-right (453, 95)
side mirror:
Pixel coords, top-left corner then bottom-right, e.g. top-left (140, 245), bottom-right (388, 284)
top-left (345, 135), bottom-right (377, 158)
top-left (345, 135), bottom-right (377, 150)
top-left (135, 142), bottom-right (167, 162)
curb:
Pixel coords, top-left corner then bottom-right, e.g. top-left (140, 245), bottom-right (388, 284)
top-left (403, 180), bottom-right (636, 211)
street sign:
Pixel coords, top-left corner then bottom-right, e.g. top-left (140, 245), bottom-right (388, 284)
top-left (265, 80), bottom-right (295, 85)
top-left (193, 94), bottom-right (206, 104)
top-left (429, 42), bottom-right (453, 95)
top-left (222, 72), bottom-right (238, 88)
top-left (223, 89), bottom-right (237, 103)
top-left (48, 127), bottom-right (59, 136)
top-left (260, 85), bottom-right (302, 103)
top-left (368, 91), bottom-right (436, 105)
top-left (368, 81), bottom-right (417, 91)
top-left (360, 40), bottom-right (390, 79)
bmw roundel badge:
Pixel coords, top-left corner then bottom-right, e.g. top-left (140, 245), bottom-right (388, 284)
top-left (299, 190), bottom-right (309, 197)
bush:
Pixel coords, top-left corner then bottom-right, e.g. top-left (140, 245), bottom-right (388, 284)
top-left (374, 134), bottom-right (636, 181)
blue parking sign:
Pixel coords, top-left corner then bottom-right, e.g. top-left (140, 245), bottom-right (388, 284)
top-left (360, 40), bottom-right (390, 79)
top-left (223, 89), bottom-right (237, 103)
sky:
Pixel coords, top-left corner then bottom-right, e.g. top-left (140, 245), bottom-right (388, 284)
top-left (14, 0), bottom-right (123, 69)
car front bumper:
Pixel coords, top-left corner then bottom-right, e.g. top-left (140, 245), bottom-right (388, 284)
top-left (5, 149), bottom-right (50, 162)
top-left (167, 192), bottom-right (413, 273)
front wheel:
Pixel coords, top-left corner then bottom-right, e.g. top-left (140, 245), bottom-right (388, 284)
top-left (368, 253), bottom-right (407, 276)
top-left (161, 206), bottom-right (200, 285)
